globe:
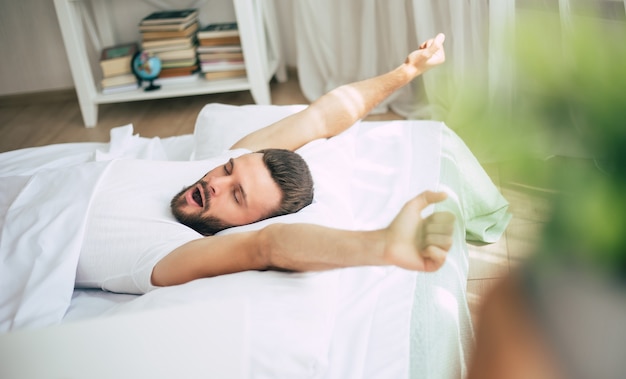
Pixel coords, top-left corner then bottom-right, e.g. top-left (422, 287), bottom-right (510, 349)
top-left (131, 51), bottom-right (162, 91)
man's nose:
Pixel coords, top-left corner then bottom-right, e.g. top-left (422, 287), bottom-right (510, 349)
top-left (208, 175), bottom-right (230, 197)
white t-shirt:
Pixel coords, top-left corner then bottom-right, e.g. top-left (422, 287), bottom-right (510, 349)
top-left (76, 150), bottom-right (248, 294)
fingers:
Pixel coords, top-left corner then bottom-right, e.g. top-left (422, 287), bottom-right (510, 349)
top-left (420, 245), bottom-right (448, 272)
top-left (419, 33), bottom-right (445, 51)
top-left (425, 211), bottom-right (455, 228)
top-left (420, 211), bottom-right (455, 271)
top-left (422, 225), bottom-right (454, 250)
top-left (424, 33), bottom-right (445, 62)
top-left (434, 33), bottom-right (446, 45)
top-left (422, 212), bottom-right (455, 249)
top-left (411, 190), bottom-right (448, 212)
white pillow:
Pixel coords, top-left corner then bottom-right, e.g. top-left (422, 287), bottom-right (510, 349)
top-left (192, 103), bottom-right (307, 160)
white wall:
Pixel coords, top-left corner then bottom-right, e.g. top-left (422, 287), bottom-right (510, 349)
top-left (0, 0), bottom-right (297, 97)
top-left (0, 0), bottom-right (74, 96)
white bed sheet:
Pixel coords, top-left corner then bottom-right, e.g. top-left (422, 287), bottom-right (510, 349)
top-left (0, 106), bottom-right (510, 379)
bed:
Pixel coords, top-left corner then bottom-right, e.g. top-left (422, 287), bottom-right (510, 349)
top-left (0, 104), bottom-right (510, 379)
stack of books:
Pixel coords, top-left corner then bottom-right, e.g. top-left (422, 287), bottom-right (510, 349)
top-left (99, 42), bottom-right (139, 94)
top-left (139, 9), bottom-right (199, 82)
top-left (196, 22), bottom-right (246, 80)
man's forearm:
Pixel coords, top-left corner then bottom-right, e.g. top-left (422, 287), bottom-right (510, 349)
top-left (311, 33), bottom-right (446, 139)
top-left (259, 223), bottom-right (388, 271)
top-left (230, 63), bottom-right (420, 153)
top-left (259, 192), bottom-right (453, 273)
top-left (313, 63), bottom-right (420, 139)
top-left (152, 222), bottom-right (388, 287)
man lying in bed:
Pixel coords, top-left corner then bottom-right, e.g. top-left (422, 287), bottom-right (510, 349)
top-left (77, 33), bottom-right (454, 294)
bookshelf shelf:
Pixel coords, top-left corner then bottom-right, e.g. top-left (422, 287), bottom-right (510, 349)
top-left (96, 76), bottom-right (252, 104)
top-left (53, 0), bottom-right (286, 127)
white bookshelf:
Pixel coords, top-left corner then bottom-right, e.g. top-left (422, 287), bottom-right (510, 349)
top-left (53, 0), bottom-right (286, 127)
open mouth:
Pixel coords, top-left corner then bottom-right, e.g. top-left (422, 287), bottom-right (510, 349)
top-left (192, 187), bottom-right (203, 207)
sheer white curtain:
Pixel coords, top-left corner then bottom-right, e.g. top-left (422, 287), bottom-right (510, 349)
top-left (288, 0), bottom-right (515, 122)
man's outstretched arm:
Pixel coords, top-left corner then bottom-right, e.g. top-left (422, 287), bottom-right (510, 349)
top-left (231, 33), bottom-right (446, 152)
top-left (152, 191), bottom-right (454, 286)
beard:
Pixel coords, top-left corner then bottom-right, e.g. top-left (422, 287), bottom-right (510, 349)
top-left (170, 180), bottom-right (232, 236)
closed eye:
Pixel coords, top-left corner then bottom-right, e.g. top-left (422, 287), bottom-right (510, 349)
top-left (236, 184), bottom-right (246, 207)
top-left (233, 190), bottom-right (240, 204)
top-left (223, 158), bottom-right (234, 175)
top-left (225, 159), bottom-right (241, 205)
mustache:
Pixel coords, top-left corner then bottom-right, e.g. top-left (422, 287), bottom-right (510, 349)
top-left (198, 179), bottom-right (211, 210)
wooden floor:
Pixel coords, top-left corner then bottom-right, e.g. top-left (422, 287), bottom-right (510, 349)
top-left (0, 73), bottom-right (547, 331)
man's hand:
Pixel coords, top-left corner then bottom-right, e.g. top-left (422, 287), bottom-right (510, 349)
top-left (384, 191), bottom-right (455, 272)
top-left (405, 33), bottom-right (446, 76)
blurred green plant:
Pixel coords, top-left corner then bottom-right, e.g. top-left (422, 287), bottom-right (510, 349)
top-left (450, 9), bottom-right (626, 278)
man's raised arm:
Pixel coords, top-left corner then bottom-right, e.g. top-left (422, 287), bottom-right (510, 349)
top-left (231, 33), bottom-right (446, 152)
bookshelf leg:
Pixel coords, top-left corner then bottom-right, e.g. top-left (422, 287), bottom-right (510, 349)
top-left (249, 85), bottom-right (271, 105)
top-left (78, 101), bottom-right (98, 128)
top-left (274, 65), bottom-right (288, 83)
top-left (54, 0), bottom-right (99, 127)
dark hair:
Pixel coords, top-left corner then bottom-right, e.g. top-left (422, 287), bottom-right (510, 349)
top-left (258, 148), bottom-right (314, 218)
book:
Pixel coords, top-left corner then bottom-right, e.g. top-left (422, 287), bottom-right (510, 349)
top-left (139, 18), bottom-right (197, 32)
top-left (141, 23), bottom-right (198, 40)
top-left (198, 36), bottom-right (241, 47)
top-left (99, 42), bottom-right (138, 78)
top-left (154, 73), bottom-right (199, 86)
top-left (141, 36), bottom-right (195, 49)
top-left (155, 47), bottom-right (197, 61)
top-left (200, 58), bottom-right (244, 64)
top-left (196, 45), bottom-right (242, 54)
top-left (102, 82), bottom-right (139, 94)
top-left (159, 64), bottom-right (199, 78)
top-left (100, 42), bottom-right (138, 60)
top-left (197, 22), bottom-right (239, 39)
top-left (161, 58), bottom-right (198, 69)
top-left (198, 52), bottom-right (244, 61)
top-left (144, 43), bottom-right (195, 54)
top-left (202, 69), bottom-right (246, 80)
top-left (200, 60), bottom-right (245, 72)
top-left (140, 9), bottom-right (198, 26)
top-left (101, 73), bottom-right (137, 88)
